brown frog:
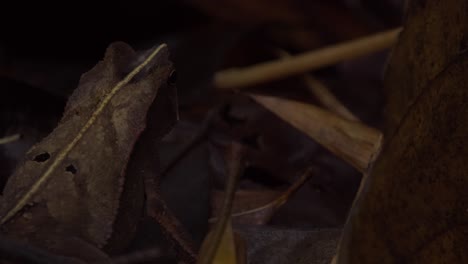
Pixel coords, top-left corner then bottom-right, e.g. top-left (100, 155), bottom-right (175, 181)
top-left (0, 42), bottom-right (194, 263)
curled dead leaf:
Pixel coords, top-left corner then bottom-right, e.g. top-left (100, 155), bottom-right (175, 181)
top-left (210, 167), bottom-right (314, 225)
top-left (337, 27), bottom-right (468, 264)
top-left (250, 95), bottom-right (382, 172)
top-left (198, 143), bottom-right (245, 264)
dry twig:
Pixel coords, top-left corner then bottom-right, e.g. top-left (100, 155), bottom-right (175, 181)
top-left (197, 142), bottom-right (245, 264)
top-left (0, 134), bottom-right (21, 145)
top-left (215, 28), bottom-right (402, 89)
top-left (274, 48), bottom-right (359, 121)
top-left (209, 167), bottom-right (314, 223)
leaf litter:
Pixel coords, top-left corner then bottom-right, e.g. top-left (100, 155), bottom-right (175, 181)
top-left (6, 1), bottom-right (462, 263)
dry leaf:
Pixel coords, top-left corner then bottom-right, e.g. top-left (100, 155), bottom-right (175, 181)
top-left (336, 1), bottom-right (468, 261)
top-left (337, 49), bottom-right (468, 264)
top-left (199, 220), bottom-right (238, 264)
top-left (198, 143), bottom-right (245, 264)
top-left (250, 95), bottom-right (382, 172)
top-left (214, 222), bottom-right (237, 264)
top-left (198, 220), bottom-right (247, 264)
top-left (383, 0), bottom-right (468, 133)
top-left (211, 168), bottom-right (313, 225)
top-left (337, 0), bottom-right (468, 264)
top-left (211, 189), bottom-right (280, 225)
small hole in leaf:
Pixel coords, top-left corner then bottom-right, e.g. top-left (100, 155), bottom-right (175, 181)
top-left (66, 165), bottom-right (77, 174)
top-left (167, 70), bottom-right (177, 85)
top-left (33, 152), bottom-right (50, 162)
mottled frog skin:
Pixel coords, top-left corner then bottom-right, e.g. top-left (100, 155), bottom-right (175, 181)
top-left (0, 42), bottom-right (177, 262)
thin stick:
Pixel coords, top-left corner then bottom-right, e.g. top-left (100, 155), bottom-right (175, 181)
top-left (0, 134), bottom-right (21, 145)
top-left (233, 168), bottom-right (312, 216)
top-left (275, 49), bottom-right (359, 121)
top-left (215, 28), bottom-right (402, 89)
top-left (209, 167), bottom-right (314, 222)
top-left (302, 76), bottom-right (359, 121)
top-left (198, 142), bottom-right (245, 264)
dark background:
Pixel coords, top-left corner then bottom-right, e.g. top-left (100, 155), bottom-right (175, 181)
top-left (0, 0), bottom-right (403, 261)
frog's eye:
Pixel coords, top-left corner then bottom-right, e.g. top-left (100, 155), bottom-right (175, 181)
top-left (168, 70), bottom-right (177, 86)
